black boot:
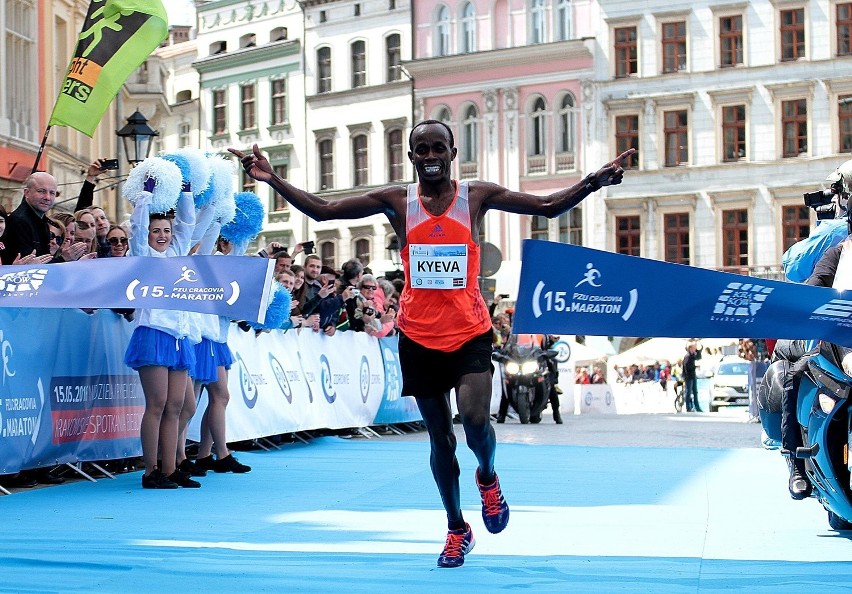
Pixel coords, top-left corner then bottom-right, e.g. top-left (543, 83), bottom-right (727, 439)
top-left (787, 456), bottom-right (812, 500)
top-left (550, 392), bottom-right (563, 424)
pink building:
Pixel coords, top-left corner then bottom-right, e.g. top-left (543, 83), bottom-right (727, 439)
top-left (405, 0), bottom-right (595, 296)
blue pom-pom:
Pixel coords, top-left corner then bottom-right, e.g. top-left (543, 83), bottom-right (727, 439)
top-left (194, 172), bottom-right (217, 208)
top-left (220, 192), bottom-right (265, 244)
top-left (249, 282), bottom-right (291, 330)
top-left (161, 153), bottom-right (192, 185)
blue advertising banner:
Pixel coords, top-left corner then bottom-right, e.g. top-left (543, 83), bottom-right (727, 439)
top-left (372, 337), bottom-right (421, 424)
top-left (0, 309), bottom-right (141, 473)
top-left (0, 255), bottom-right (273, 323)
top-left (513, 241), bottom-right (852, 346)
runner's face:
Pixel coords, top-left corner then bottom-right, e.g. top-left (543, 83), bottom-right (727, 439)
top-left (408, 124), bottom-right (456, 183)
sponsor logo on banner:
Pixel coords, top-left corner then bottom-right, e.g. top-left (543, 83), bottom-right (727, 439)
top-left (0, 268), bottom-right (48, 297)
top-left (320, 354), bottom-right (336, 403)
top-left (810, 299), bottom-right (852, 328)
top-left (710, 282), bottom-right (774, 324)
top-left (125, 265), bottom-right (241, 306)
top-left (553, 340), bottom-right (571, 363)
top-left (531, 262), bottom-right (638, 321)
top-left (0, 333), bottom-right (43, 441)
top-left (383, 345), bottom-right (401, 402)
top-left (359, 356), bottom-right (370, 403)
top-left (236, 354), bottom-right (259, 409)
top-left (297, 351), bottom-right (314, 403)
top-left (269, 354), bottom-right (292, 403)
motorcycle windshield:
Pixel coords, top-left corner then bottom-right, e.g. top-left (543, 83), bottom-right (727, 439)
top-left (508, 344), bottom-right (540, 359)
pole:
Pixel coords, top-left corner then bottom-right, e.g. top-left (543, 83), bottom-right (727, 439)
top-left (31, 126), bottom-right (52, 173)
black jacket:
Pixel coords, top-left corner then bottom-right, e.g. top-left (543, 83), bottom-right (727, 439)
top-left (1, 200), bottom-right (50, 264)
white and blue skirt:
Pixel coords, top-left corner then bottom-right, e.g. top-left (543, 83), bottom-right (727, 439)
top-left (124, 325), bottom-right (196, 372)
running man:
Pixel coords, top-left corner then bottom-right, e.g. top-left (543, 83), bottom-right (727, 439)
top-left (230, 121), bottom-right (633, 568)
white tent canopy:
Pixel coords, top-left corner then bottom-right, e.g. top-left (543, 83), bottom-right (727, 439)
top-left (608, 337), bottom-right (738, 368)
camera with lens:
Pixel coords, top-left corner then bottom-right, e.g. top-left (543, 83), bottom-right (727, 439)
top-left (362, 307), bottom-right (376, 317)
top-left (803, 179), bottom-right (843, 220)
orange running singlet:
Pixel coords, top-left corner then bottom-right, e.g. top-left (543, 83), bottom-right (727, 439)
top-left (397, 181), bottom-right (492, 351)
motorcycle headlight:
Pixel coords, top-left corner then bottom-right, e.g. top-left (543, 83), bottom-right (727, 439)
top-left (505, 362), bottom-right (520, 375)
top-left (522, 361), bottom-right (538, 374)
top-left (819, 392), bottom-right (838, 414)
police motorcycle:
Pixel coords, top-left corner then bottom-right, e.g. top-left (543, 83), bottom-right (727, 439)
top-left (757, 164), bottom-right (852, 531)
top-left (493, 334), bottom-right (558, 424)
top-left (759, 341), bottom-right (852, 530)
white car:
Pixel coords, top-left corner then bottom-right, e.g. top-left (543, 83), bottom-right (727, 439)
top-left (708, 357), bottom-right (751, 412)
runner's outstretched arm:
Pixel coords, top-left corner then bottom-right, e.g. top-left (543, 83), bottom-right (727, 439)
top-left (229, 144), bottom-right (398, 221)
top-left (481, 148), bottom-right (635, 217)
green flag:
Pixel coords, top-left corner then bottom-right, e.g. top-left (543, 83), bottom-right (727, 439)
top-left (48, 0), bottom-right (168, 137)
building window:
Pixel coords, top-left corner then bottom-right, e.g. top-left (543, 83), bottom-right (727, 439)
top-left (839, 3), bottom-right (852, 56)
top-left (780, 8), bottom-right (806, 61)
top-left (782, 98), bottom-right (807, 157)
top-left (616, 215), bottom-right (640, 256)
top-left (719, 15), bottom-right (743, 67)
top-left (210, 40), bottom-right (226, 54)
top-left (354, 3), bottom-right (361, 16)
top-left (663, 109), bottom-right (688, 167)
top-left (461, 2), bottom-right (476, 53)
top-left (531, 215), bottom-right (549, 240)
top-left (317, 47), bottom-right (332, 93)
top-left (272, 164), bottom-right (289, 211)
top-left (614, 26), bottom-right (638, 78)
top-left (461, 105), bottom-right (478, 164)
top-left (319, 139), bottom-right (334, 190)
top-left (840, 95), bottom-right (852, 152)
top-left (240, 83), bottom-right (256, 130)
top-left (242, 170), bottom-right (256, 192)
top-left (212, 89), bottom-right (227, 134)
top-left (531, 98), bottom-right (546, 156)
top-left (556, 0), bottom-right (572, 41)
top-left (386, 34), bottom-right (401, 82)
top-left (271, 27), bottom-right (288, 42)
top-left (558, 207), bottom-right (582, 244)
top-left (320, 241), bottom-right (335, 268)
top-left (661, 21), bottom-right (687, 73)
top-left (436, 5), bottom-right (450, 56)
top-left (722, 209), bottom-right (748, 268)
top-left (320, 10), bottom-right (327, 23)
top-left (557, 94), bottom-right (576, 172)
top-left (178, 122), bottom-right (190, 148)
top-left (437, 106), bottom-right (452, 125)
top-left (664, 212), bottom-right (690, 264)
top-left (271, 78), bottom-right (287, 125)
top-left (615, 115), bottom-right (640, 170)
top-left (722, 104), bottom-right (746, 162)
top-left (531, 0), bottom-right (546, 44)
top-left (387, 129), bottom-right (404, 182)
top-left (353, 135), bottom-right (369, 187)
top-left (782, 205), bottom-right (811, 251)
top-left (176, 90), bottom-right (192, 103)
top-left (354, 238), bottom-right (370, 266)
top-left (239, 33), bottom-right (256, 48)
top-left (351, 40), bottom-right (366, 88)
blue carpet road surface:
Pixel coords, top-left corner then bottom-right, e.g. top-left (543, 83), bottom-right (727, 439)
top-left (1, 437), bottom-right (851, 593)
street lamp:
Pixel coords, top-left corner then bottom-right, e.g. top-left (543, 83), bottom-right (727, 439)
top-left (116, 110), bottom-right (158, 166)
top-left (385, 236), bottom-right (405, 282)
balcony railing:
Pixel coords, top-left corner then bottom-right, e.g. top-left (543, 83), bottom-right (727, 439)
top-left (460, 161), bottom-right (478, 180)
top-left (527, 154), bottom-right (546, 175)
top-left (556, 151), bottom-right (575, 173)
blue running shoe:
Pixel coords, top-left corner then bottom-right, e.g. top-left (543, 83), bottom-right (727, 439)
top-left (476, 470), bottom-right (510, 534)
top-left (437, 523), bottom-right (475, 568)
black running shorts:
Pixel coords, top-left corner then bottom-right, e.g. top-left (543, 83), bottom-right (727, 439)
top-left (398, 329), bottom-right (494, 398)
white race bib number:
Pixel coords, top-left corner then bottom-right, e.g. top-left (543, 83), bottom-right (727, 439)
top-left (409, 244), bottom-right (467, 290)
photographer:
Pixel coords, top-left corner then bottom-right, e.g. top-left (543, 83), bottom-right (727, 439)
top-left (775, 162), bottom-right (851, 500)
top-left (348, 274), bottom-right (383, 334)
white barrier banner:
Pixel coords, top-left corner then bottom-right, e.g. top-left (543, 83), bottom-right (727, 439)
top-left (189, 328), bottom-right (385, 442)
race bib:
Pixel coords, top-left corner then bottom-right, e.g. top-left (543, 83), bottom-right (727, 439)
top-left (409, 244), bottom-right (467, 290)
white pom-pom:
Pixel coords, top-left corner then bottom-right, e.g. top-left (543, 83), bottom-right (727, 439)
top-left (122, 157), bottom-right (182, 213)
top-left (175, 147), bottom-right (211, 196)
top-left (207, 155), bottom-right (237, 223)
